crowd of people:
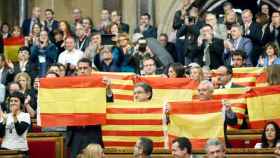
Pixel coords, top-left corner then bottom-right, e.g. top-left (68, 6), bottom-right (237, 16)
top-left (0, 0), bottom-right (280, 157)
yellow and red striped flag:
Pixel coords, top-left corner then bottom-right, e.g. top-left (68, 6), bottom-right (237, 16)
top-left (168, 100), bottom-right (224, 149)
top-left (102, 101), bottom-right (164, 148)
top-left (4, 36), bottom-right (24, 62)
top-left (246, 85), bottom-right (280, 129)
top-left (38, 76), bottom-right (107, 127)
top-left (134, 77), bottom-right (199, 101)
top-left (92, 72), bottom-right (134, 102)
top-left (232, 67), bottom-right (267, 87)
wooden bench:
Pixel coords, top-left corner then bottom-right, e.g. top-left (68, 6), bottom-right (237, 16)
top-left (227, 129), bottom-right (263, 148)
top-left (27, 132), bottom-right (64, 158)
top-left (0, 150), bottom-right (24, 158)
top-left (104, 148), bottom-right (278, 158)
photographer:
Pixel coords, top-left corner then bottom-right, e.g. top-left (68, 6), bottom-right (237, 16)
top-left (30, 30), bottom-right (58, 77)
top-left (194, 24), bottom-right (224, 69)
top-left (176, 6), bottom-right (204, 65)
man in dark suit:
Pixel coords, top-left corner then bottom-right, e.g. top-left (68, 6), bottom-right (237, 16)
top-left (111, 11), bottom-right (130, 33)
top-left (67, 58), bottom-right (113, 158)
top-left (224, 24), bottom-right (253, 66)
top-left (0, 34), bottom-right (3, 54)
top-left (194, 24), bottom-right (224, 69)
top-left (21, 7), bottom-right (41, 36)
top-left (241, 9), bottom-right (263, 66)
top-left (134, 13), bottom-right (157, 38)
top-left (0, 54), bottom-right (14, 85)
top-left (43, 9), bottom-right (59, 34)
top-left (262, 11), bottom-right (280, 46)
top-left (216, 65), bottom-right (243, 89)
top-left (159, 33), bottom-right (177, 61)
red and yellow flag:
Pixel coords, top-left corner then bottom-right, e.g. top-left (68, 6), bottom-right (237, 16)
top-left (4, 36), bottom-right (24, 62)
top-left (247, 85), bottom-right (280, 129)
top-left (38, 76), bottom-right (107, 127)
top-left (134, 77), bottom-right (199, 101)
top-left (232, 67), bottom-right (267, 87)
top-left (102, 101), bottom-right (164, 148)
top-left (168, 100), bottom-right (224, 149)
top-left (92, 72), bottom-right (134, 102)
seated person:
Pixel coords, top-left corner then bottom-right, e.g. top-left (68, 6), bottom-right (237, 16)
top-left (141, 57), bottom-right (161, 76)
top-left (255, 121), bottom-right (280, 149)
top-left (231, 50), bottom-right (248, 68)
top-left (205, 138), bottom-right (226, 158)
top-left (0, 92), bottom-right (31, 157)
top-left (133, 137), bottom-right (153, 158)
top-left (258, 42), bottom-right (280, 67)
top-left (171, 137), bottom-right (192, 158)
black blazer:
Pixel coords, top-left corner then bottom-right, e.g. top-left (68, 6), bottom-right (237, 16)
top-left (0, 34), bottom-right (3, 54)
top-left (195, 38), bottom-right (225, 69)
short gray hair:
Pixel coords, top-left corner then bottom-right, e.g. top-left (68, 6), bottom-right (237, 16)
top-left (205, 138), bottom-right (225, 152)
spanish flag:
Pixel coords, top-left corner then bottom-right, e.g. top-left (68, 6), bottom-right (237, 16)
top-left (232, 67), bottom-right (267, 87)
top-left (134, 77), bottom-right (199, 102)
top-left (168, 100), bottom-right (224, 149)
top-left (4, 36), bottom-right (24, 62)
top-left (92, 72), bottom-right (134, 102)
top-left (38, 76), bottom-right (107, 127)
top-left (102, 101), bottom-right (164, 148)
top-left (247, 85), bottom-right (280, 129)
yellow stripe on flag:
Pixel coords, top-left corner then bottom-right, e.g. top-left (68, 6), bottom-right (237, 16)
top-left (231, 77), bottom-right (256, 83)
top-left (103, 136), bottom-right (164, 142)
top-left (168, 113), bottom-right (224, 139)
top-left (102, 125), bottom-right (162, 131)
top-left (39, 88), bottom-right (106, 113)
top-left (107, 114), bottom-right (162, 120)
top-left (153, 89), bottom-right (193, 101)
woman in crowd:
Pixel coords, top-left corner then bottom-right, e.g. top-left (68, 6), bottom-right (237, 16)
top-left (1, 23), bottom-right (11, 39)
top-left (267, 64), bottom-right (280, 85)
top-left (12, 47), bottom-right (34, 78)
top-left (14, 72), bottom-right (36, 118)
top-left (25, 23), bottom-right (42, 47)
top-left (52, 29), bottom-right (65, 54)
top-left (255, 121), bottom-right (280, 148)
top-left (82, 17), bottom-right (95, 37)
top-left (11, 26), bottom-right (23, 38)
top-left (166, 63), bottom-right (185, 78)
top-left (258, 42), bottom-right (280, 66)
top-left (190, 65), bottom-right (204, 82)
top-left (0, 91), bottom-right (31, 158)
top-left (59, 20), bottom-right (73, 41)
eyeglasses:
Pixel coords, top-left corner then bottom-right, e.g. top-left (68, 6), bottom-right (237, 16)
top-left (134, 91), bottom-right (145, 94)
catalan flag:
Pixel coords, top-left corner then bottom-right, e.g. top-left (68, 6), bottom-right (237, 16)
top-left (134, 77), bottom-right (199, 101)
top-left (102, 101), bottom-right (164, 148)
top-left (38, 76), bottom-right (107, 127)
top-left (168, 100), bottom-right (224, 149)
top-left (92, 72), bottom-right (134, 102)
top-left (232, 67), bottom-right (267, 87)
top-left (4, 36), bottom-right (24, 62)
top-left (247, 85), bottom-right (280, 129)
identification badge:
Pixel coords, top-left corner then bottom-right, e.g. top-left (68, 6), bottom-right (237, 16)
top-left (38, 55), bottom-right (46, 63)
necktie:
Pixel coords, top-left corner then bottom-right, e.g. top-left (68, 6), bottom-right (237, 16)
top-left (203, 43), bottom-right (211, 67)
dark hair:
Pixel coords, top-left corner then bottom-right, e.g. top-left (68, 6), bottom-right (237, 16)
top-left (45, 8), bottom-right (54, 15)
top-left (141, 13), bottom-right (151, 20)
top-left (202, 24), bottom-right (213, 30)
top-left (77, 58), bottom-right (92, 68)
top-left (232, 50), bottom-right (247, 59)
top-left (46, 71), bottom-right (60, 77)
top-left (265, 42), bottom-right (279, 57)
top-left (167, 63), bottom-right (185, 78)
top-left (0, 54), bottom-right (5, 61)
top-left (223, 2), bottom-right (233, 8)
top-left (267, 64), bottom-right (280, 85)
top-left (139, 137), bottom-right (153, 156)
top-left (172, 137), bottom-right (192, 154)
top-left (9, 91), bottom-right (25, 106)
top-left (134, 82), bottom-right (153, 100)
top-left (82, 17), bottom-right (94, 27)
top-left (159, 33), bottom-right (168, 39)
top-left (52, 29), bottom-right (64, 36)
top-left (261, 121), bottom-right (280, 148)
top-left (18, 46), bottom-right (30, 54)
top-left (1, 22), bottom-right (10, 32)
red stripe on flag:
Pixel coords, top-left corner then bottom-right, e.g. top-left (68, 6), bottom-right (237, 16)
top-left (170, 100), bottom-right (222, 114)
top-left (40, 76), bottom-right (105, 88)
top-left (250, 118), bottom-right (280, 129)
top-left (102, 131), bottom-right (164, 136)
top-left (247, 85), bottom-right (280, 98)
top-left (113, 94), bottom-right (133, 100)
top-left (232, 82), bottom-right (255, 87)
top-left (4, 36), bottom-right (24, 45)
top-left (232, 73), bottom-right (259, 78)
top-left (41, 113), bottom-right (106, 127)
top-left (168, 134), bottom-right (213, 149)
top-left (213, 94), bottom-right (246, 99)
top-left (111, 84), bottom-right (134, 90)
top-left (92, 72), bottom-right (134, 80)
top-left (106, 119), bottom-right (162, 125)
top-left (104, 141), bottom-right (164, 147)
top-left (107, 108), bottom-right (162, 114)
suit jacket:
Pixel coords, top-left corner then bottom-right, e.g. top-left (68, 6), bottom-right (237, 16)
top-left (43, 20), bottom-right (59, 33)
top-left (22, 18), bottom-right (40, 37)
top-left (13, 61), bottom-right (36, 79)
top-left (0, 68), bottom-right (14, 85)
top-left (224, 37), bottom-right (253, 66)
top-left (195, 38), bottom-right (224, 69)
top-left (119, 22), bottom-right (130, 33)
top-left (0, 35), bottom-right (3, 54)
top-left (262, 24), bottom-right (280, 46)
top-left (134, 25), bottom-right (157, 38)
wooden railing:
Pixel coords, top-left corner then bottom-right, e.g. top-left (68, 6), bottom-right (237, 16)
top-left (0, 150), bottom-right (24, 158)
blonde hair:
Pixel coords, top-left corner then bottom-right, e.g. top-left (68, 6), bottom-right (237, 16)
top-left (79, 144), bottom-right (104, 158)
top-left (14, 72), bottom-right (31, 91)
